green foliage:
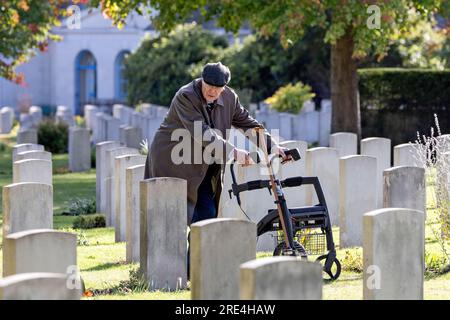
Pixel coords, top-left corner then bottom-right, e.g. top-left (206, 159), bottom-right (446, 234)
top-left (341, 249), bottom-right (363, 273)
top-left (222, 28), bottom-right (330, 103)
top-left (390, 10), bottom-right (449, 69)
top-left (139, 138), bottom-right (148, 155)
top-left (359, 68), bottom-right (450, 110)
top-left (91, 0), bottom-right (448, 61)
top-left (66, 198), bottom-right (96, 216)
top-left (75, 115), bottom-right (86, 128)
top-left (0, 0), bottom-right (65, 82)
top-left (124, 23), bottom-right (228, 106)
top-left (113, 268), bottom-right (149, 293)
top-left (425, 251), bottom-right (450, 276)
top-left (37, 119), bottom-right (68, 154)
top-left (73, 214), bottom-right (106, 229)
top-left (59, 227), bottom-right (90, 246)
top-left (265, 82), bottom-right (315, 114)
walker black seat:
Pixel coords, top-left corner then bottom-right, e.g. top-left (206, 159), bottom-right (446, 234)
top-left (228, 147), bottom-right (341, 280)
top-left (257, 205), bottom-right (328, 235)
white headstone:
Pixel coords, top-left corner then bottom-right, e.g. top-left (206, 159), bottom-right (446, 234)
top-left (69, 127), bottom-right (91, 172)
top-left (140, 177), bottom-right (188, 291)
top-left (105, 147), bottom-right (139, 227)
top-left (0, 106), bottom-right (14, 134)
top-left (218, 159), bottom-right (277, 252)
top-left (3, 229), bottom-right (77, 277)
top-left (305, 147), bottom-right (339, 226)
top-left (329, 132), bottom-right (357, 157)
top-left (114, 154), bottom-right (146, 242)
top-left (279, 140), bottom-right (308, 208)
top-left (13, 159), bottom-right (52, 185)
top-left (12, 144), bottom-right (44, 163)
top-left (190, 218), bottom-right (256, 300)
top-left (361, 137), bottom-right (391, 208)
top-left (339, 155), bottom-right (377, 248)
top-left (240, 257), bottom-right (323, 300)
top-left (83, 104), bottom-right (99, 130)
top-left (29, 106), bottom-right (43, 126)
top-left (125, 164), bottom-right (145, 263)
top-left (95, 141), bottom-right (122, 213)
top-left (0, 273), bottom-right (82, 300)
top-left (17, 129), bottom-right (37, 144)
top-left (393, 143), bottom-right (420, 167)
top-left (363, 208), bottom-right (424, 300)
top-left (2, 182), bottom-right (53, 240)
top-left (16, 150), bottom-right (51, 162)
top-left (383, 166), bottom-right (426, 217)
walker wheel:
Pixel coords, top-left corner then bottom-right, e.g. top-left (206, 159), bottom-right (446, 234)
top-left (316, 254), bottom-right (341, 281)
top-left (273, 241), bottom-right (308, 260)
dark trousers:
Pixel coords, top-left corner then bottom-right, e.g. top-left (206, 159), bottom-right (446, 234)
top-left (187, 164), bottom-right (219, 278)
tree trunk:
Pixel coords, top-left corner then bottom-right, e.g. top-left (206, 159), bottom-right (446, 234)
top-left (330, 29), bottom-right (361, 139)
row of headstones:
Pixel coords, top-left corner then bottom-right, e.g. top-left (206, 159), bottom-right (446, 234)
top-left (94, 142), bottom-right (424, 299)
top-left (0, 106), bottom-right (14, 134)
top-left (13, 105), bottom-right (92, 173)
top-left (255, 99), bottom-right (332, 146)
top-left (96, 141), bottom-right (145, 262)
top-left (219, 137), bottom-right (425, 251)
top-left (1, 143), bottom-right (81, 299)
top-left (87, 104), bottom-right (167, 147)
top-left (19, 106), bottom-right (43, 130)
top-left (55, 105), bottom-right (75, 127)
top-left (130, 175), bottom-right (425, 299)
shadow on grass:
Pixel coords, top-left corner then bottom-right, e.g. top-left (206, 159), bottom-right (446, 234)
top-left (82, 261), bottom-right (128, 272)
top-left (323, 274), bottom-right (363, 285)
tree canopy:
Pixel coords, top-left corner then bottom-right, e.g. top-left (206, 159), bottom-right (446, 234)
top-left (0, 0), bottom-right (77, 84)
top-left (92, 0), bottom-right (448, 58)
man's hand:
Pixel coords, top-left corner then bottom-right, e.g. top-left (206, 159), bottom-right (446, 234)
top-left (233, 148), bottom-right (255, 167)
top-left (272, 145), bottom-right (293, 164)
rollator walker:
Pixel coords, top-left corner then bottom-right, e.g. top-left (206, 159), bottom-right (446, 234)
top-left (227, 128), bottom-right (341, 280)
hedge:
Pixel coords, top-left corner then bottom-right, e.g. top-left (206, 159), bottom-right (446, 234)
top-left (73, 214), bottom-right (106, 229)
top-left (358, 68), bottom-right (450, 146)
top-left (359, 68), bottom-right (450, 110)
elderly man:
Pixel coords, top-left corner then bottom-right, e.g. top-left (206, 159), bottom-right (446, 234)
top-left (144, 62), bottom-right (290, 225)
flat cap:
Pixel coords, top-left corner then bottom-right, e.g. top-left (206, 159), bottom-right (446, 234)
top-left (201, 62), bottom-right (231, 87)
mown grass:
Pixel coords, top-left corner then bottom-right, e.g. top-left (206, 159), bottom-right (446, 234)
top-left (0, 132), bottom-right (449, 300)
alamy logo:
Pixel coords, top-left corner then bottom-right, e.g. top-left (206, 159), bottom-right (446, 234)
top-left (367, 5), bottom-right (381, 30)
top-left (66, 265), bottom-right (82, 290)
top-left (66, 5), bottom-right (82, 30)
top-left (366, 265), bottom-right (381, 290)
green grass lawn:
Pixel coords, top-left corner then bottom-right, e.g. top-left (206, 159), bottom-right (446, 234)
top-left (0, 132), bottom-right (449, 300)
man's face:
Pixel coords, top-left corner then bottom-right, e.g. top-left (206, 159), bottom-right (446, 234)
top-left (201, 79), bottom-right (225, 103)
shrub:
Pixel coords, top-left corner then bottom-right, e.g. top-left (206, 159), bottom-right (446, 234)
top-left (124, 23), bottom-right (228, 106)
top-left (59, 227), bottom-right (89, 246)
top-left (341, 249), bottom-right (363, 273)
top-left (265, 82), bottom-right (315, 114)
top-left (221, 28), bottom-right (330, 104)
top-left (73, 214), bottom-right (106, 229)
top-left (66, 198), bottom-right (96, 216)
top-left (37, 119), bottom-right (68, 154)
top-left (75, 115), bottom-right (86, 128)
top-left (425, 251), bottom-right (450, 276)
top-left (113, 267), bottom-right (149, 293)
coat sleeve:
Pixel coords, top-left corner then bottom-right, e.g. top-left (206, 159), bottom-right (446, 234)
top-left (173, 92), bottom-right (235, 162)
top-left (231, 95), bottom-right (279, 153)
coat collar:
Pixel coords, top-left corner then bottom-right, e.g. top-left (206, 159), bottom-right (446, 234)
top-left (195, 78), bottom-right (225, 107)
